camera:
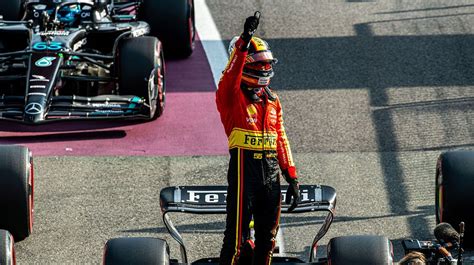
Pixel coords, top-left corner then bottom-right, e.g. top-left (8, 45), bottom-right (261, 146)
top-left (401, 222), bottom-right (465, 265)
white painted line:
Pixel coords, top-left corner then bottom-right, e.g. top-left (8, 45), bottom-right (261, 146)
top-left (276, 224), bottom-right (286, 255)
top-left (194, 0), bottom-right (229, 87)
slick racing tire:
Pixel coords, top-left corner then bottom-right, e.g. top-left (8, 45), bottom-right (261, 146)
top-left (0, 146), bottom-right (33, 242)
top-left (0, 230), bottom-right (15, 265)
top-left (327, 235), bottom-right (393, 265)
top-left (436, 150), bottom-right (474, 246)
top-left (0, 0), bottom-right (22, 21)
top-left (118, 37), bottom-right (165, 119)
top-left (139, 0), bottom-right (195, 57)
top-left (103, 237), bottom-right (170, 265)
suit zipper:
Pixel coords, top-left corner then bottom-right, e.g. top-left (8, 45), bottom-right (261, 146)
top-left (261, 95), bottom-right (267, 186)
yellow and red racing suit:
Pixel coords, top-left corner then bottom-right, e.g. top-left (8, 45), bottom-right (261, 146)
top-left (216, 36), bottom-right (297, 265)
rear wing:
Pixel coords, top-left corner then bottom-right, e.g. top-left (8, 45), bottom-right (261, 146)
top-left (159, 185), bottom-right (336, 263)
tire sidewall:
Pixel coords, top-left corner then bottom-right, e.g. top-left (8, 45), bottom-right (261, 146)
top-left (0, 146), bottom-right (32, 242)
top-left (0, 230), bottom-right (15, 265)
top-left (435, 151), bottom-right (474, 246)
top-left (0, 0), bottom-right (22, 21)
top-left (118, 37), bottom-right (163, 119)
top-left (139, 0), bottom-right (194, 57)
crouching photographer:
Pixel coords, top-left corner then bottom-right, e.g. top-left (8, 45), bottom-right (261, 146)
top-left (399, 251), bottom-right (427, 265)
top-left (400, 222), bottom-right (464, 265)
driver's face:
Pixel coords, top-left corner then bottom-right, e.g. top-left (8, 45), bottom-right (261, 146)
top-left (245, 62), bottom-right (272, 71)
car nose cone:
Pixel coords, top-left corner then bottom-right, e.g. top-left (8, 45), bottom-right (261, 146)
top-left (24, 103), bottom-right (45, 123)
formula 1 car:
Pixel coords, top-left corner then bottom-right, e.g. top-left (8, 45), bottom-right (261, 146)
top-left (102, 185), bottom-right (395, 264)
top-left (0, 0), bottom-right (195, 124)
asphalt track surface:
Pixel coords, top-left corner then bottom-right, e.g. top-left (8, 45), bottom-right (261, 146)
top-left (5, 0), bottom-right (474, 263)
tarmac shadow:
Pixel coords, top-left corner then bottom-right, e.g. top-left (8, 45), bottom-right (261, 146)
top-left (0, 129), bottom-right (127, 144)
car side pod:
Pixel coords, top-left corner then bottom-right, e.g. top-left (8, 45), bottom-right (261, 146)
top-left (436, 150), bottom-right (474, 247)
top-left (0, 229), bottom-right (15, 265)
top-left (159, 185), bottom-right (337, 264)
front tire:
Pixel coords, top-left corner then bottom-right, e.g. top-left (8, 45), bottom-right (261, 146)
top-left (103, 237), bottom-right (170, 265)
top-left (139, 0), bottom-right (195, 57)
top-left (0, 145), bottom-right (34, 242)
top-left (118, 37), bottom-right (165, 120)
top-left (435, 150), bottom-right (474, 246)
top-left (0, 0), bottom-right (22, 21)
top-left (327, 235), bottom-right (393, 265)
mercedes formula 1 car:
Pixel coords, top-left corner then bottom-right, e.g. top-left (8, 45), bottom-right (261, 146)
top-left (0, 0), bottom-right (195, 124)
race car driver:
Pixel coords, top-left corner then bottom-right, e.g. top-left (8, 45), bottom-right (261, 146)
top-left (215, 12), bottom-right (300, 265)
top-left (25, 0), bottom-right (109, 27)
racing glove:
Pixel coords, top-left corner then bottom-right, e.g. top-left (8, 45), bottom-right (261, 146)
top-left (241, 11), bottom-right (260, 44)
top-left (283, 170), bottom-right (300, 212)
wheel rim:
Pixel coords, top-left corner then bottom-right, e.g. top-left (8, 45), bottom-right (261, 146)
top-left (157, 54), bottom-right (165, 113)
top-left (158, 57), bottom-right (166, 112)
top-left (148, 43), bottom-right (165, 118)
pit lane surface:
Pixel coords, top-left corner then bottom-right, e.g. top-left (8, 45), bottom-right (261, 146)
top-left (10, 0), bottom-right (474, 263)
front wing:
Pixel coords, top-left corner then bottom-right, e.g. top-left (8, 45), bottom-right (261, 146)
top-left (0, 94), bottom-right (152, 123)
top-left (160, 185), bottom-right (337, 264)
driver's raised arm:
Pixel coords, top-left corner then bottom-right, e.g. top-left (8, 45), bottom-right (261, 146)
top-left (215, 15), bottom-right (258, 111)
